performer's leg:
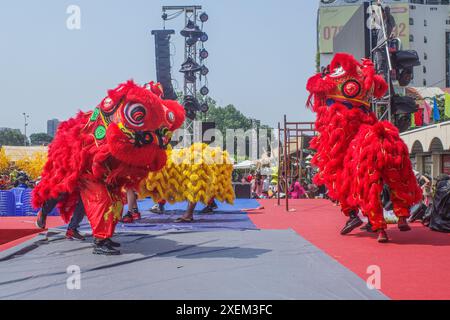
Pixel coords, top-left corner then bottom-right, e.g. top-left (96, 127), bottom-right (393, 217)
top-left (151, 199), bottom-right (166, 214)
top-left (176, 202), bottom-right (196, 223)
top-left (80, 180), bottom-right (122, 255)
top-left (340, 200), bottom-right (363, 235)
top-left (360, 214), bottom-right (374, 232)
top-left (158, 199), bottom-right (166, 212)
top-left (121, 189), bottom-right (141, 223)
top-left (363, 185), bottom-right (389, 243)
top-left (200, 197), bottom-right (218, 214)
top-left (66, 199), bottom-right (86, 241)
top-left (36, 194), bottom-right (65, 229)
top-left (383, 173), bottom-right (412, 232)
top-left (390, 194), bottom-right (412, 232)
top-left (128, 189), bottom-right (141, 218)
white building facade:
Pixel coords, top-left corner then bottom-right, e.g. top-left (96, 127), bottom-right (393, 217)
top-left (401, 120), bottom-right (450, 178)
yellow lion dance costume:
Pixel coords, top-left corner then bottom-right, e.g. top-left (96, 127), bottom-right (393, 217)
top-left (141, 143), bottom-right (235, 205)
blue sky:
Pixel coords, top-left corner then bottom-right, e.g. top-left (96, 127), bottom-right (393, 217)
top-left (0, 0), bottom-right (318, 134)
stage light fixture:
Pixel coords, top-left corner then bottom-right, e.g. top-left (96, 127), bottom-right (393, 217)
top-left (200, 103), bottom-right (209, 113)
top-left (200, 66), bottom-right (209, 76)
top-left (186, 110), bottom-right (197, 120)
top-left (200, 12), bottom-right (209, 23)
top-left (183, 95), bottom-right (201, 120)
top-left (183, 95), bottom-right (200, 110)
top-left (200, 33), bottom-right (208, 43)
top-left (180, 20), bottom-right (203, 38)
top-left (199, 49), bottom-right (209, 60)
top-left (390, 50), bottom-right (420, 87)
top-left (200, 86), bottom-right (209, 96)
top-left (180, 57), bottom-right (202, 73)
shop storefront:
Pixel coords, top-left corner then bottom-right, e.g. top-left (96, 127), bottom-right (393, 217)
top-left (443, 155), bottom-right (450, 175)
top-left (423, 155), bottom-right (433, 177)
top-left (410, 156), bottom-right (417, 171)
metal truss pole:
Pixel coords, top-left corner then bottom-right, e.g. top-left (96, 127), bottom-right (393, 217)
top-left (162, 5), bottom-right (202, 146)
top-left (370, 0), bottom-right (394, 123)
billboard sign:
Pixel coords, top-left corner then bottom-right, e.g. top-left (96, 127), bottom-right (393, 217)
top-left (319, 0), bottom-right (410, 53)
top-left (319, 5), bottom-right (360, 53)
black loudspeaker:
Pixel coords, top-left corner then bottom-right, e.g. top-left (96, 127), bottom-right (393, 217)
top-left (233, 183), bottom-right (251, 199)
top-left (391, 95), bottom-right (418, 115)
top-left (201, 122), bottom-right (216, 144)
top-left (391, 50), bottom-right (421, 87)
top-left (151, 30), bottom-right (177, 100)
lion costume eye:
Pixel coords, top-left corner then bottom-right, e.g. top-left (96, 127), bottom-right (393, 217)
top-left (124, 103), bottom-right (146, 127)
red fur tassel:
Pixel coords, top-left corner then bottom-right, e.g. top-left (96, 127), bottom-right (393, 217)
top-left (330, 53), bottom-right (361, 77)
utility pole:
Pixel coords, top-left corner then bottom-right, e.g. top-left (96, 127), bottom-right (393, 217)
top-left (22, 112), bottom-right (29, 146)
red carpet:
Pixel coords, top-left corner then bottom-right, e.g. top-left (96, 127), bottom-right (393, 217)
top-left (0, 217), bottom-right (65, 252)
top-left (249, 199), bottom-right (450, 300)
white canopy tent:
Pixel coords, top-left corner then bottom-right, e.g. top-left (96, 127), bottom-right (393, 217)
top-left (233, 160), bottom-right (255, 170)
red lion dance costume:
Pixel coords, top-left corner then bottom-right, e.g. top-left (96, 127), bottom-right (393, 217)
top-left (32, 80), bottom-right (185, 254)
top-left (307, 53), bottom-right (421, 243)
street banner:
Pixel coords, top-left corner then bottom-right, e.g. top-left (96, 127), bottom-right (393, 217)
top-left (445, 93), bottom-right (450, 118)
top-left (434, 97), bottom-right (441, 122)
top-left (423, 101), bottom-right (431, 125)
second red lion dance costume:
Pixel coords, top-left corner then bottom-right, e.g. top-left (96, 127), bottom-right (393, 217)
top-left (307, 53), bottom-right (421, 243)
top-left (32, 80), bottom-right (185, 254)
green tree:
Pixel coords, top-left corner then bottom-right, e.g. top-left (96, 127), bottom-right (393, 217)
top-left (176, 94), bottom-right (273, 159)
top-left (196, 96), bottom-right (273, 159)
top-left (0, 129), bottom-right (27, 146)
top-left (198, 96), bottom-right (271, 132)
top-left (30, 133), bottom-right (53, 146)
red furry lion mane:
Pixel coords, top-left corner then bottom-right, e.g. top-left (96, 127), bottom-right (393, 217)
top-left (32, 80), bottom-right (185, 222)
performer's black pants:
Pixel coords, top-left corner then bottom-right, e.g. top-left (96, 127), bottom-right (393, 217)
top-left (42, 195), bottom-right (86, 231)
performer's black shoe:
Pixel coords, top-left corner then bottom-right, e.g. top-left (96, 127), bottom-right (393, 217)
top-left (340, 212), bottom-right (363, 235)
top-left (66, 228), bottom-right (85, 241)
top-left (35, 210), bottom-right (48, 229)
top-left (360, 222), bottom-right (374, 233)
top-left (151, 203), bottom-right (165, 214)
top-left (200, 206), bottom-right (214, 214)
top-left (210, 200), bottom-right (218, 210)
top-left (201, 200), bottom-right (218, 214)
top-left (105, 238), bottom-right (121, 248)
top-left (93, 239), bottom-right (121, 255)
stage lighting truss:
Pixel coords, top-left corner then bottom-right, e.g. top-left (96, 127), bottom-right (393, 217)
top-left (162, 6), bottom-right (210, 122)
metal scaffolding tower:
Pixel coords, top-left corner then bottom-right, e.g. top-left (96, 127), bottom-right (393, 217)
top-left (369, 0), bottom-right (395, 123)
top-left (162, 5), bottom-right (203, 145)
top-left (278, 116), bottom-right (317, 212)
